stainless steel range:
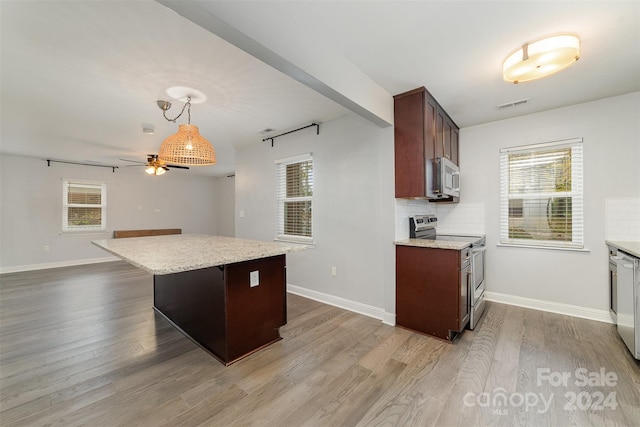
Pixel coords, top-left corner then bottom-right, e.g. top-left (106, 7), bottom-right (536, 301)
top-left (409, 214), bottom-right (486, 329)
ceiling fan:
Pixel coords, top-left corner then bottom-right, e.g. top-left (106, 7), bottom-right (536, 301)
top-left (120, 154), bottom-right (189, 176)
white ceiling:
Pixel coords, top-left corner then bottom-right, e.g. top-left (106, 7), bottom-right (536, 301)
top-left (2, 1), bottom-right (638, 177)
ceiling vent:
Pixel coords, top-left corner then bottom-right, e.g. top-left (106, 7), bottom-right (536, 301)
top-left (497, 98), bottom-right (530, 109)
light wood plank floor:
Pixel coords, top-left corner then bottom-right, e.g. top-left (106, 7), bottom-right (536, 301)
top-left (1, 261), bottom-right (639, 426)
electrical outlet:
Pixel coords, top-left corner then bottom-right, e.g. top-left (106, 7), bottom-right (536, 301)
top-left (250, 270), bottom-right (259, 287)
top-left (44, 245), bottom-right (50, 252)
top-left (331, 266), bottom-right (337, 277)
top-left (240, 210), bottom-right (245, 218)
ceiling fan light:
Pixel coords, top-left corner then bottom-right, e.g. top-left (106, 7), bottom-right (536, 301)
top-left (158, 124), bottom-right (216, 166)
top-left (155, 166), bottom-right (166, 176)
top-left (145, 166), bottom-right (156, 175)
top-left (503, 34), bottom-right (580, 84)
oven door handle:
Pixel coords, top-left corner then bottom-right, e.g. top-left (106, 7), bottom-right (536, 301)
top-left (472, 246), bottom-right (486, 253)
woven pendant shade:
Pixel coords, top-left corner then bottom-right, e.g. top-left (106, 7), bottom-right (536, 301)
top-left (158, 124), bottom-right (216, 166)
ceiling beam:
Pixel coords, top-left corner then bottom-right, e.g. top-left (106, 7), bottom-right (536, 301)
top-left (156, 0), bottom-right (393, 128)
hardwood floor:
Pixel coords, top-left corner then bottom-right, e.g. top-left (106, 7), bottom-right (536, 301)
top-left (1, 261), bottom-right (639, 426)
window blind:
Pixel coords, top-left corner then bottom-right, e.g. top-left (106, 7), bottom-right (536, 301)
top-left (62, 179), bottom-right (107, 232)
top-left (499, 138), bottom-right (583, 249)
top-left (275, 153), bottom-right (313, 243)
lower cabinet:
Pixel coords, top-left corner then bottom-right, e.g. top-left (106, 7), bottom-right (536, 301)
top-left (396, 245), bottom-right (471, 341)
top-left (153, 254), bottom-right (287, 365)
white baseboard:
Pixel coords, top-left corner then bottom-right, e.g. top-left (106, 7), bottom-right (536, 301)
top-left (286, 285), bottom-right (613, 328)
top-left (0, 256), bottom-right (120, 274)
top-left (485, 291), bottom-right (614, 324)
top-left (287, 284), bottom-right (396, 326)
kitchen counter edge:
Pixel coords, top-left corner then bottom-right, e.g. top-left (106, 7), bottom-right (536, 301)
top-left (606, 240), bottom-right (640, 258)
top-left (395, 238), bottom-right (471, 251)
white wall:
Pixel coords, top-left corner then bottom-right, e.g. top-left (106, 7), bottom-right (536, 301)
top-left (216, 174), bottom-right (236, 237)
top-left (459, 92), bottom-right (640, 313)
top-left (235, 113), bottom-right (396, 318)
top-left (0, 154), bottom-right (224, 271)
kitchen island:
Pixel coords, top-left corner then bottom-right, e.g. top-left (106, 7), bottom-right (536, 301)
top-left (92, 234), bottom-right (306, 365)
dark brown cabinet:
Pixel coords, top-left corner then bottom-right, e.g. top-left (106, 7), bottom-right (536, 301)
top-left (436, 109), bottom-right (459, 165)
top-left (394, 86), bottom-right (460, 201)
top-left (396, 245), bottom-right (471, 341)
top-left (153, 254), bottom-right (287, 365)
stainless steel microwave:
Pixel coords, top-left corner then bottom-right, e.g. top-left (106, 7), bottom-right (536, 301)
top-left (426, 156), bottom-right (460, 199)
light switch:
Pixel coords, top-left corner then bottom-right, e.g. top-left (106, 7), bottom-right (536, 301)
top-left (250, 270), bottom-right (259, 287)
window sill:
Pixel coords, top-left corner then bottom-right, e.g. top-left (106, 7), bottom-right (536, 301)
top-left (497, 243), bottom-right (590, 253)
top-left (275, 236), bottom-right (315, 246)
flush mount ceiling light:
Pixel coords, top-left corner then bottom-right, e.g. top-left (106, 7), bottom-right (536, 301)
top-left (503, 34), bottom-right (580, 84)
top-left (157, 89), bottom-right (216, 166)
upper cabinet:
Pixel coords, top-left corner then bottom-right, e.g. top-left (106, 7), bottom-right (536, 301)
top-left (436, 108), bottom-right (459, 165)
top-left (394, 87), bottom-right (460, 201)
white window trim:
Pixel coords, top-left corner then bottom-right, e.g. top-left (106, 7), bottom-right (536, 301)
top-left (62, 178), bottom-right (107, 233)
top-left (499, 138), bottom-right (584, 250)
top-left (275, 153), bottom-right (314, 244)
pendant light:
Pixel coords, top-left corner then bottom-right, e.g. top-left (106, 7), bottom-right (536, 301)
top-left (503, 34), bottom-right (580, 84)
top-left (157, 95), bottom-right (216, 166)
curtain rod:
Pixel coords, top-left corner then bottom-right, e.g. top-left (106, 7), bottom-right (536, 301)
top-left (47, 159), bottom-right (118, 173)
top-left (262, 123), bottom-right (319, 147)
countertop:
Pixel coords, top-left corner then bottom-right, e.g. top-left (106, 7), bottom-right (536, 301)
top-left (92, 234), bottom-right (307, 275)
top-left (395, 238), bottom-right (471, 251)
top-left (606, 240), bottom-right (640, 258)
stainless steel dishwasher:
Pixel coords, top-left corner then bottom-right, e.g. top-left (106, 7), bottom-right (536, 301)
top-left (610, 249), bottom-right (640, 359)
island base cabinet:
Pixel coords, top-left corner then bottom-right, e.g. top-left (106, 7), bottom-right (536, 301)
top-left (154, 254), bottom-right (287, 365)
top-left (225, 255), bottom-right (287, 362)
top-left (154, 266), bottom-right (227, 360)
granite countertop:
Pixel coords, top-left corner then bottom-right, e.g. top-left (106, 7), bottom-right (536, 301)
top-left (606, 240), bottom-right (640, 258)
top-left (395, 238), bottom-right (471, 251)
top-left (93, 234), bottom-right (307, 275)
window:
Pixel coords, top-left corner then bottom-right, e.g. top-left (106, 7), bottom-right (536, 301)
top-left (500, 138), bottom-right (583, 249)
top-left (62, 179), bottom-right (107, 232)
top-left (275, 153), bottom-right (313, 243)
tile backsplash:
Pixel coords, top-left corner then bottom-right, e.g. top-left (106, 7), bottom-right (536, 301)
top-left (395, 199), bottom-right (435, 240)
top-left (606, 197), bottom-right (640, 241)
top-left (395, 199), bottom-right (485, 240)
top-left (435, 202), bottom-right (486, 235)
